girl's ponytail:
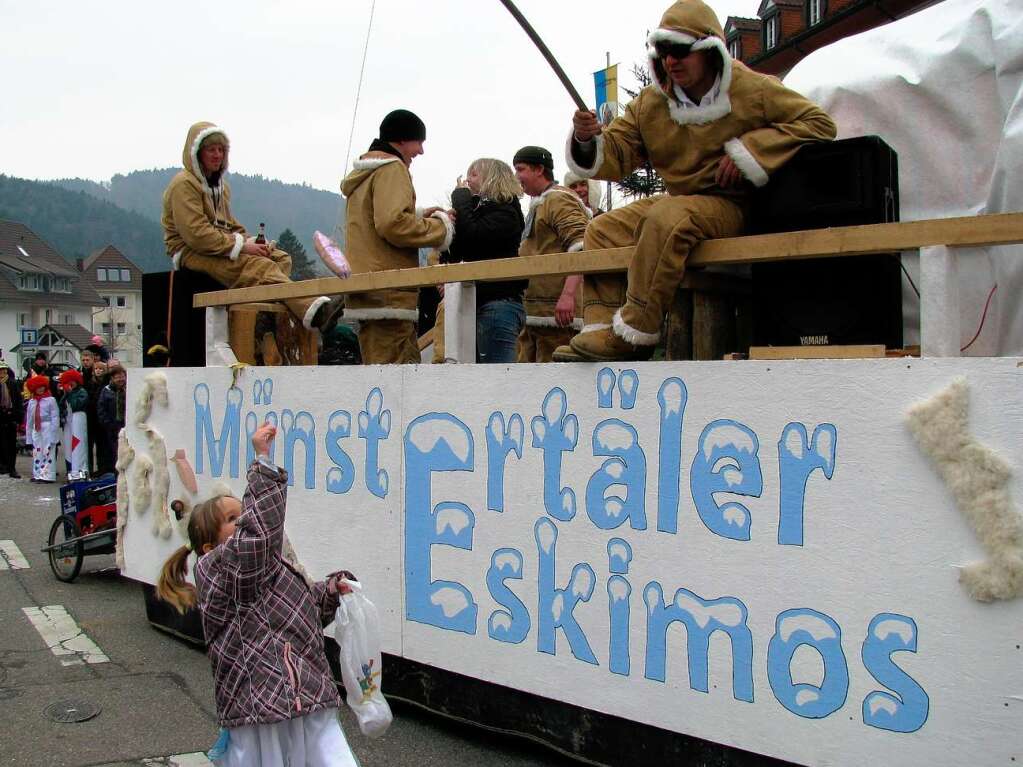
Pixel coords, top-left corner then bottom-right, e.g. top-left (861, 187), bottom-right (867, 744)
top-left (153, 494), bottom-right (229, 614)
top-left (156, 546), bottom-right (196, 614)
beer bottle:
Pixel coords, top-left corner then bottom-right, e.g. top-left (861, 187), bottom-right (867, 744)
top-left (255, 223), bottom-right (267, 245)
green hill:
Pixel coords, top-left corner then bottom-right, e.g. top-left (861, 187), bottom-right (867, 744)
top-left (0, 174), bottom-right (167, 272)
top-left (52, 169), bottom-right (347, 272)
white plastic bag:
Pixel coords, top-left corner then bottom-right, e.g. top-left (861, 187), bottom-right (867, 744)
top-left (332, 581), bottom-right (392, 737)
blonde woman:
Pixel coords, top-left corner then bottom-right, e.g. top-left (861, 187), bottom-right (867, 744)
top-left (443, 158), bottom-right (526, 363)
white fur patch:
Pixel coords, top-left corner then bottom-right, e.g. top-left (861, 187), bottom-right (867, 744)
top-left (432, 210), bottom-right (455, 251)
top-left (906, 378), bottom-right (1023, 602)
top-left (146, 428), bottom-right (173, 539)
top-left (525, 316), bottom-right (584, 329)
top-left (353, 156), bottom-right (400, 171)
top-left (132, 455), bottom-right (154, 515)
top-left (228, 232), bottom-right (244, 261)
top-left (302, 296), bottom-right (330, 330)
top-left (724, 137), bottom-right (770, 187)
top-left (564, 130), bottom-right (606, 180)
top-left (646, 31), bottom-right (734, 126)
top-left (613, 308), bottom-right (660, 346)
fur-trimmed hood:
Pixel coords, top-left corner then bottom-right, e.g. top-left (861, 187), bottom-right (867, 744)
top-left (340, 151), bottom-right (401, 198)
top-left (646, 0), bottom-right (733, 125)
top-left (182, 121), bottom-right (229, 193)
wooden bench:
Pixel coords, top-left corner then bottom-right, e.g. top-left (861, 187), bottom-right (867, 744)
top-left (192, 212), bottom-right (1023, 364)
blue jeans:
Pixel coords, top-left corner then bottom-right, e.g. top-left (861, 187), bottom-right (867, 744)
top-left (476, 299), bottom-right (525, 364)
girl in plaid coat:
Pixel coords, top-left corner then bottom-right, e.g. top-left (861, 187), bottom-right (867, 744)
top-left (157, 423), bottom-right (359, 766)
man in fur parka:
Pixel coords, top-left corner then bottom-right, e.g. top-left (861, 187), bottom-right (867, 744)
top-left (513, 146), bottom-right (590, 363)
top-left (341, 109), bottom-right (455, 365)
top-left (161, 122), bottom-right (340, 335)
top-left (558, 0), bottom-right (837, 362)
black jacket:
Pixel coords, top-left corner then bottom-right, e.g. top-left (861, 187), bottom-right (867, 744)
top-left (445, 188), bottom-right (527, 307)
top-left (0, 377), bottom-right (23, 423)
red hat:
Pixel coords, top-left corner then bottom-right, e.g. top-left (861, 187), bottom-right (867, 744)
top-left (58, 369), bottom-right (85, 390)
top-left (26, 374), bottom-right (51, 394)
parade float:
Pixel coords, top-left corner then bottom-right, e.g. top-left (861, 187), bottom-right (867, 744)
top-left (120, 0), bottom-right (1023, 763)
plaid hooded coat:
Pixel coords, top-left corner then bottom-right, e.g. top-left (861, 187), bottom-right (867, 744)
top-left (195, 460), bottom-right (342, 727)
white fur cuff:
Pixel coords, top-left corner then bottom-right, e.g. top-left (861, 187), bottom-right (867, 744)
top-left (567, 241), bottom-right (585, 253)
top-left (564, 130), bottom-right (605, 180)
top-left (724, 137), bottom-right (770, 188)
top-left (229, 232), bottom-right (244, 261)
top-left (526, 316), bottom-right (584, 329)
top-left (613, 308), bottom-right (660, 345)
top-left (171, 250), bottom-right (183, 271)
top-left (302, 296), bottom-right (330, 330)
top-left (431, 210), bottom-right (455, 251)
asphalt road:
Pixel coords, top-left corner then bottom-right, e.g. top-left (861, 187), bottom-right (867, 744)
top-left (0, 455), bottom-right (583, 767)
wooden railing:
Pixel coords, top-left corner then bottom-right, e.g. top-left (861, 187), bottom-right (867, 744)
top-left (194, 212), bottom-right (1023, 363)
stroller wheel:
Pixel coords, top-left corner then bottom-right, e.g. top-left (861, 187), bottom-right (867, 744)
top-left (48, 516), bottom-right (83, 582)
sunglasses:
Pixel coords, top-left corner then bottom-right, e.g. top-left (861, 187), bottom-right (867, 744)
top-left (655, 40), bottom-right (694, 60)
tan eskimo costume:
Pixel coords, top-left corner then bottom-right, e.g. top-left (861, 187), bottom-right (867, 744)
top-left (565, 0), bottom-right (836, 359)
top-left (341, 155), bottom-right (453, 365)
top-left (161, 122), bottom-right (329, 328)
top-left (516, 185), bottom-right (589, 362)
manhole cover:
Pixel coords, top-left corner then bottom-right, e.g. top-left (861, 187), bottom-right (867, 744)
top-left (44, 699), bottom-right (100, 723)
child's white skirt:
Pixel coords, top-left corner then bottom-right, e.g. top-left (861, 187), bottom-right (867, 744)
top-left (215, 706), bottom-right (359, 767)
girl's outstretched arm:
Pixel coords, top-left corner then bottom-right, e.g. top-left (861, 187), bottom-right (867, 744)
top-left (222, 424), bottom-right (286, 602)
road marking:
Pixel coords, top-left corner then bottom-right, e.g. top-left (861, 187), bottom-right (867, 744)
top-left (21, 605), bottom-right (109, 665)
top-left (141, 754), bottom-right (214, 766)
top-left (0, 539), bottom-right (29, 569)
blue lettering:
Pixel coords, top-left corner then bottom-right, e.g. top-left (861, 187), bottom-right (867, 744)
top-left (325, 410), bottom-right (355, 495)
top-left (530, 389), bottom-right (578, 521)
top-left (778, 423), bottom-right (837, 546)
top-left (534, 517), bottom-right (597, 664)
top-left (690, 419), bottom-right (763, 540)
top-left (403, 413), bottom-right (477, 634)
top-left (486, 412), bottom-right (524, 513)
top-left (644, 583), bottom-right (754, 702)
top-left (486, 548), bottom-right (530, 643)
top-left (862, 613), bottom-right (929, 733)
top-left (768, 608), bottom-right (849, 718)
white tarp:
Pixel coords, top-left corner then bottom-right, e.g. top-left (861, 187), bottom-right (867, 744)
top-left (785, 0), bottom-right (1023, 355)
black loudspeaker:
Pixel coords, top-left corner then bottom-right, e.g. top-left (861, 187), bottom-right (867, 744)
top-left (748, 135), bottom-right (903, 349)
top-left (142, 269), bottom-right (224, 367)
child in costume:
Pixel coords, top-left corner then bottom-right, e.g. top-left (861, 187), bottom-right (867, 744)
top-left (156, 423), bottom-right (359, 766)
top-left (24, 374), bottom-right (59, 483)
top-left (58, 369), bottom-right (89, 480)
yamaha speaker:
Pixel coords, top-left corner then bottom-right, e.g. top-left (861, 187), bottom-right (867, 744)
top-left (748, 135), bottom-right (903, 349)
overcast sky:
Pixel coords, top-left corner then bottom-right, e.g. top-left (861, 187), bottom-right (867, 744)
top-left (0, 0), bottom-right (759, 212)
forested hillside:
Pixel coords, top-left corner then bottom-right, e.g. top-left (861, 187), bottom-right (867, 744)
top-left (54, 169), bottom-right (346, 270)
top-left (0, 174), bottom-right (166, 271)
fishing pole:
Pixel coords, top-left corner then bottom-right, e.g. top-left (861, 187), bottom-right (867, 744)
top-left (496, 0), bottom-right (589, 111)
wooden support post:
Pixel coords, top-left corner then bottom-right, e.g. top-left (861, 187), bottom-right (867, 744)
top-left (919, 245), bottom-right (961, 357)
top-left (692, 292), bottom-right (737, 361)
top-left (444, 282), bottom-right (477, 363)
top-left (664, 289), bottom-right (693, 361)
top-left (205, 307), bottom-right (238, 367)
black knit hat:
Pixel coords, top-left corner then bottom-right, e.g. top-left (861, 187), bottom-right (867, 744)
top-left (379, 109), bottom-right (426, 142)
top-left (513, 145), bottom-right (554, 171)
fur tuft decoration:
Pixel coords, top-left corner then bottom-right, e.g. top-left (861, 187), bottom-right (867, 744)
top-left (132, 455), bottom-right (154, 515)
top-left (906, 377), bottom-right (1023, 602)
top-left (114, 430), bottom-right (134, 570)
top-left (134, 372), bottom-right (169, 427)
top-left (145, 427), bottom-right (173, 539)
top-left (211, 481), bottom-right (234, 499)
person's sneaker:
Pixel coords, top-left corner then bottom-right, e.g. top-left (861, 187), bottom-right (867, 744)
top-left (569, 326), bottom-right (656, 362)
top-left (552, 344), bottom-right (585, 362)
top-left (313, 296), bottom-right (345, 335)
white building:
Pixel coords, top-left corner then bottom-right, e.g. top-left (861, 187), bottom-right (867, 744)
top-left (79, 245), bottom-right (144, 368)
top-left (0, 219), bottom-right (105, 373)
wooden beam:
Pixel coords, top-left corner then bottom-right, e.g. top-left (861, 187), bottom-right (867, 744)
top-left (749, 345), bottom-right (886, 359)
top-left (193, 212), bottom-right (1023, 308)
